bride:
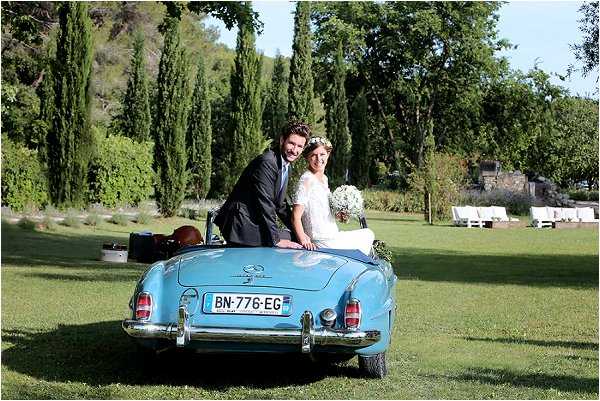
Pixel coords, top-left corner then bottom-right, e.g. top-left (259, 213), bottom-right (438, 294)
top-left (291, 136), bottom-right (375, 255)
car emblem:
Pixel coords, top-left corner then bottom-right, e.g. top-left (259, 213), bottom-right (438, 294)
top-left (231, 265), bottom-right (271, 284)
top-left (243, 264), bottom-right (265, 274)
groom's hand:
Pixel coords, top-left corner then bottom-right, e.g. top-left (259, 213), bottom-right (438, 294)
top-left (276, 239), bottom-right (303, 249)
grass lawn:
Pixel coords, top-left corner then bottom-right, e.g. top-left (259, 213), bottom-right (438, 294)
top-left (1, 212), bottom-right (598, 399)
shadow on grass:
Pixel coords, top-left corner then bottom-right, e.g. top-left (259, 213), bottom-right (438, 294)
top-left (1, 321), bottom-right (361, 388)
top-left (464, 336), bottom-right (599, 351)
top-left (429, 367), bottom-right (598, 395)
top-left (391, 247), bottom-right (598, 289)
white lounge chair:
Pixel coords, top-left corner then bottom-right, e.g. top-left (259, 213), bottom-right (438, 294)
top-left (545, 207), bottom-right (562, 222)
top-left (577, 207), bottom-right (599, 223)
top-left (455, 206), bottom-right (484, 228)
top-left (491, 206), bottom-right (519, 222)
top-left (451, 206), bottom-right (460, 226)
top-left (561, 208), bottom-right (578, 222)
top-left (477, 207), bottom-right (494, 222)
top-left (531, 207), bottom-right (553, 228)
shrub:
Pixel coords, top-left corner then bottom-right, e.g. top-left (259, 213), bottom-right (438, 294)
top-left (568, 189), bottom-right (599, 202)
top-left (63, 210), bottom-right (82, 228)
top-left (17, 217), bottom-right (37, 230)
top-left (362, 189), bottom-right (424, 213)
top-left (111, 213), bottom-right (129, 226)
top-left (460, 189), bottom-right (533, 216)
top-left (85, 211), bottom-right (103, 226)
top-left (409, 152), bottom-right (466, 221)
top-left (42, 215), bottom-right (58, 231)
top-left (135, 211), bottom-right (153, 225)
top-left (1, 136), bottom-right (48, 211)
top-left (88, 135), bottom-right (154, 208)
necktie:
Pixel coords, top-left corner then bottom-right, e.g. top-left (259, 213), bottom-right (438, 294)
top-left (279, 165), bottom-right (288, 197)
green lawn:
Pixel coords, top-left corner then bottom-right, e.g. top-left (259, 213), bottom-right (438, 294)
top-left (1, 212), bottom-right (598, 399)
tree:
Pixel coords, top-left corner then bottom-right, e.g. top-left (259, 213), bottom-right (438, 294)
top-left (153, 16), bottom-right (191, 217)
top-left (324, 42), bottom-right (351, 186)
top-left (263, 53), bottom-right (288, 142)
top-left (349, 88), bottom-right (370, 188)
top-left (571, 2), bottom-right (599, 78)
top-left (225, 18), bottom-right (265, 193)
top-left (186, 51), bottom-right (212, 201)
top-left (288, 1), bottom-right (314, 125)
top-left (46, 2), bottom-right (94, 207)
top-left (312, 2), bottom-right (507, 170)
top-left (117, 30), bottom-right (151, 142)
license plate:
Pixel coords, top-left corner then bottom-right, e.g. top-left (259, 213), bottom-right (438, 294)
top-left (202, 293), bottom-right (292, 316)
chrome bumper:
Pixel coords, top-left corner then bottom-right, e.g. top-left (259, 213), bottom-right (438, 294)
top-left (122, 307), bottom-right (380, 353)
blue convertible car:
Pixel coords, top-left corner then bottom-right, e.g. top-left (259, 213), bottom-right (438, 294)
top-left (122, 215), bottom-right (397, 378)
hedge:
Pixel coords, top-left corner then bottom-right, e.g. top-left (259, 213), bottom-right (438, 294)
top-left (1, 136), bottom-right (48, 211)
top-left (87, 135), bottom-right (154, 208)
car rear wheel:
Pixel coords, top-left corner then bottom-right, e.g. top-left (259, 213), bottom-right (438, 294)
top-left (358, 352), bottom-right (387, 378)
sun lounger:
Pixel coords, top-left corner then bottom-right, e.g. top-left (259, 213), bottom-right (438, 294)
top-left (454, 206), bottom-right (484, 228)
top-left (491, 206), bottom-right (519, 222)
top-left (576, 207), bottom-right (599, 223)
top-left (531, 207), bottom-right (553, 228)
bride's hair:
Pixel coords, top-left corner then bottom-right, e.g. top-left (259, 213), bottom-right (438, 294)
top-left (303, 136), bottom-right (333, 157)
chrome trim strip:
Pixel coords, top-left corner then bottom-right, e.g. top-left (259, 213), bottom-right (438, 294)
top-left (122, 319), bottom-right (380, 349)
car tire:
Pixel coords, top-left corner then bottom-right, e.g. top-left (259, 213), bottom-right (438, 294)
top-left (358, 352), bottom-right (387, 378)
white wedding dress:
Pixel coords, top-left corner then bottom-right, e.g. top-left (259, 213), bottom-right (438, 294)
top-left (293, 171), bottom-right (375, 255)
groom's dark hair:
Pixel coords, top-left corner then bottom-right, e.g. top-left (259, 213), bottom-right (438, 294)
top-left (280, 120), bottom-right (311, 142)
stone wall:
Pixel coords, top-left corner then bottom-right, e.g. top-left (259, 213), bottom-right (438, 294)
top-left (481, 171), bottom-right (528, 193)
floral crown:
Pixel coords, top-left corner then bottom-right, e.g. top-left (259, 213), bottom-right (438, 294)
top-left (307, 136), bottom-right (332, 148)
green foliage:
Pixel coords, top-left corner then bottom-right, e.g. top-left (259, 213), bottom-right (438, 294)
top-left (325, 42), bottom-right (351, 187)
top-left (46, 2), bottom-right (94, 208)
top-left (17, 217), bottom-right (37, 230)
top-left (153, 16), bottom-right (191, 217)
top-left (88, 134), bottom-right (154, 208)
top-left (571, 2), bottom-right (599, 77)
top-left (362, 189), bottom-right (423, 213)
top-left (409, 152), bottom-right (466, 221)
top-left (117, 31), bottom-right (151, 142)
top-left (84, 212), bottom-right (103, 227)
top-left (42, 215), bottom-right (58, 231)
top-left (531, 96), bottom-right (599, 188)
top-left (226, 20), bottom-right (265, 193)
top-left (349, 89), bottom-right (370, 188)
top-left (568, 189), bottom-right (599, 202)
top-left (288, 1), bottom-right (314, 125)
top-left (111, 213), bottom-right (129, 226)
top-left (263, 53), bottom-right (289, 142)
top-left (1, 136), bottom-right (48, 212)
top-left (186, 50), bottom-right (212, 201)
top-left (63, 210), bottom-right (82, 228)
top-left (135, 211), bottom-right (153, 225)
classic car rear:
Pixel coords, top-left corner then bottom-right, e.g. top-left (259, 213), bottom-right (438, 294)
top-left (123, 246), bottom-right (396, 378)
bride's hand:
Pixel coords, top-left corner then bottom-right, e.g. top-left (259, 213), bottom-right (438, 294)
top-left (300, 234), bottom-right (317, 251)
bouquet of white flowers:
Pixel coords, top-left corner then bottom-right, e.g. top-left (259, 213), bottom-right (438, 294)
top-left (329, 185), bottom-right (364, 224)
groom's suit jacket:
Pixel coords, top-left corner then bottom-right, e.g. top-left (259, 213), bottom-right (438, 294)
top-left (214, 149), bottom-right (292, 247)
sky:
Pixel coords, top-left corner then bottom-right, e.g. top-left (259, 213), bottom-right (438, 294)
top-left (204, 1), bottom-right (598, 98)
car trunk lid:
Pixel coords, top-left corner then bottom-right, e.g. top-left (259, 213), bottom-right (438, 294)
top-left (177, 248), bottom-right (348, 291)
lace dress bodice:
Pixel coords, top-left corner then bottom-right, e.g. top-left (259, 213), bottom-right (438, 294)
top-left (293, 171), bottom-right (339, 240)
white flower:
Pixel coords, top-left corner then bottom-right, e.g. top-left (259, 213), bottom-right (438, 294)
top-left (329, 185), bottom-right (364, 223)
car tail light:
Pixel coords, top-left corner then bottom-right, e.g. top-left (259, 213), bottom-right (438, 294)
top-left (345, 299), bottom-right (361, 329)
top-left (135, 292), bottom-right (152, 320)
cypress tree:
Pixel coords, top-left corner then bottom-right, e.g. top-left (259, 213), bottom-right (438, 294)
top-left (349, 88), bottom-right (370, 188)
top-left (120, 31), bottom-right (151, 142)
top-left (263, 53), bottom-right (288, 142)
top-left (288, 1), bottom-right (314, 125)
top-left (226, 20), bottom-right (264, 193)
top-left (46, 2), bottom-right (94, 208)
top-left (186, 51), bottom-right (212, 201)
top-left (325, 42), bottom-right (351, 187)
top-left (153, 16), bottom-right (191, 217)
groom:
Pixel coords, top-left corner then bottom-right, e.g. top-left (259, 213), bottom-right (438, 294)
top-left (214, 120), bottom-right (310, 248)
